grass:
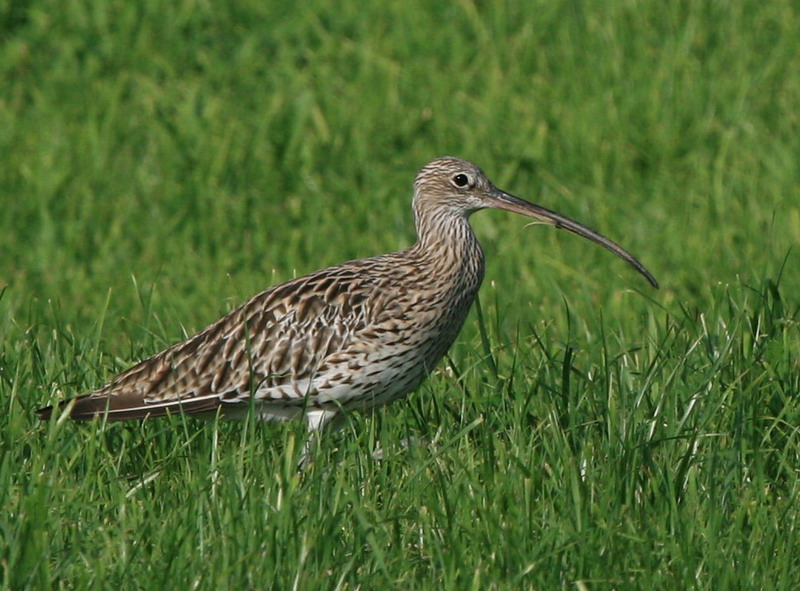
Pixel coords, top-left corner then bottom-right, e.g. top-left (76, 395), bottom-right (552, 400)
top-left (2, 0), bottom-right (800, 588)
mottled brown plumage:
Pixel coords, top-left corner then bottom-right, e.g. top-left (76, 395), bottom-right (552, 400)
top-left (37, 157), bottom-right (657, 435)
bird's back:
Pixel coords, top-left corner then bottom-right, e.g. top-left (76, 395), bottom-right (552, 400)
top-left (41, 244), bottom-right (484, 422)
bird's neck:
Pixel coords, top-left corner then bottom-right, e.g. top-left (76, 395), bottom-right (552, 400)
top-left (411, 208), bottom-right (486, 292)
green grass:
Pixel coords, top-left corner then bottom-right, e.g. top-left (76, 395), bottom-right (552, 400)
top-left (2, 0), bottom-right (800, 588)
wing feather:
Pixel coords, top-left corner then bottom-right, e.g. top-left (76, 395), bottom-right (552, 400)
top-left (37, 261), bottom-right (392, 421)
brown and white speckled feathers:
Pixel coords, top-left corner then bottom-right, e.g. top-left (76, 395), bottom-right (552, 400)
top-left (37, 157), bottom-right (656, 431)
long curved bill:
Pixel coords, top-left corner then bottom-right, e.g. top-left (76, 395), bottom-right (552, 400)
top-left (488, 188), bottom-right (658, 288)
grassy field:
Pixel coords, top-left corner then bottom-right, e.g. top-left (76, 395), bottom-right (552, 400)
top-left (2, 0), bottom-right (800, 588)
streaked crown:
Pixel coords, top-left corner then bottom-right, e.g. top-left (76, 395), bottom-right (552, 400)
top-left (413, 157), bottom-right (496, 215)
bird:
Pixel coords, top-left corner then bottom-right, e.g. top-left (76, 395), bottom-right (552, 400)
top-left (37, 157), bottom-right (657, 446)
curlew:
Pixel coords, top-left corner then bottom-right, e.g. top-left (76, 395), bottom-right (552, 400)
top-left (37, 157), bottom-right (657, 449)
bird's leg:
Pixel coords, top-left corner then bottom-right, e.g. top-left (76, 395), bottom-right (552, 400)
top-left (297, 409), bottom-right (346, 470)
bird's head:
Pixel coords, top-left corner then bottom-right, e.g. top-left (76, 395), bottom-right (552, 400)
top-left (412, 156), bottom-right (658, 288)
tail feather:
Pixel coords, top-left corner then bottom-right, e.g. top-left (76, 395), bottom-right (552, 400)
top-left (36, 392), bottom-right (222, 422)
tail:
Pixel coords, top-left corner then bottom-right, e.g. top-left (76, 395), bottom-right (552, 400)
top-left (36, 392), bottom-right (222, 422)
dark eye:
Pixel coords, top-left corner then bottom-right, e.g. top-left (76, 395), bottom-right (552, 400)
top-left (452, 173), bottom-right (470, 188)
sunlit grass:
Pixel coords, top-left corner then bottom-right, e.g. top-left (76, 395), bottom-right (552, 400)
top-left (2, 0), bottom-right (799, 588)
